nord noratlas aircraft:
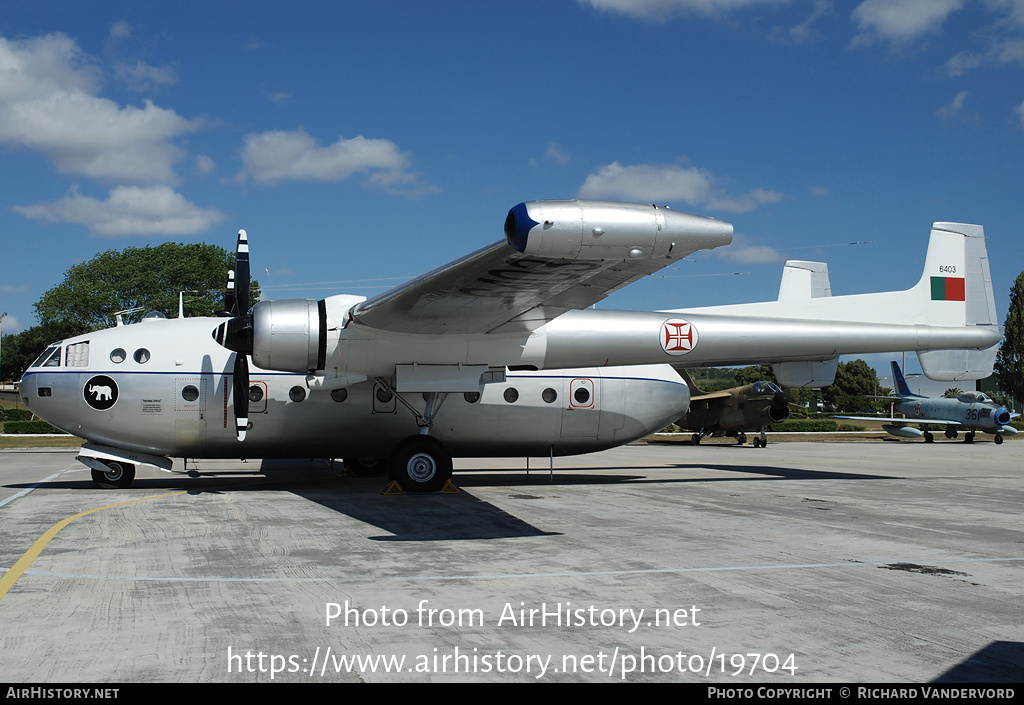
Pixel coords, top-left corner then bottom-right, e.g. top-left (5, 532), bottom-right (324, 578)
top-left (20, 200), bottom-right (1002, 490)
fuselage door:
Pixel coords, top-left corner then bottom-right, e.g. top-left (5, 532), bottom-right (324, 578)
top-left (562, 376), bottom-right (599, 438)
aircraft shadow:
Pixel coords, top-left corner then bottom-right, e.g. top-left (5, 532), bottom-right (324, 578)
top-left (262, 459), bottom-right (560, 542)
top-left (11, 457), bottom-right (888, 541)
top-left (931, 641), bottom-right (1024, 682)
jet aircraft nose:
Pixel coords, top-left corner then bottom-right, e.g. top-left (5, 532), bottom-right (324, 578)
top-left (772, 391), bottom-right (788, 409)
top-left (995, 407), bottom-right (1011, 426)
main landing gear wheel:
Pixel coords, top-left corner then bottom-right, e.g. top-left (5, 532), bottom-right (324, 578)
top-left (91, 460), bottom-right (135, 489)
top-left (691, 434), bottom-right (701, 446)
top-left (964, 431), bottom-right (975, 444)
top-left (389, 436), bottom-right (453, 493)
top-left (923, 431), bottom-right (934, 443)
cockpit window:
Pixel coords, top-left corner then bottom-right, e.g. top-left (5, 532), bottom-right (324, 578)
top-left (30, 346), bottom-right (59, 368)
top-left (752, 381), bottom-right (782, 395)
top-left (38, 346), bottom-right (62, 368)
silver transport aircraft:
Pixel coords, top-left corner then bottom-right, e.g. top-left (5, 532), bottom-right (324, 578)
top-left (838, 360), bottom-right (1017, 444)
top-left (19, 200), bottom-right (1002, 491)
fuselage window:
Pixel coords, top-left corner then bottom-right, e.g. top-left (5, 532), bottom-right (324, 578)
top-left (504, 387), bottom-right (519, 403)
top-left (65, 341), bottom-right (90, 368)
top-left (181, 385), bottom-right (200, 402)
top-left (542, 387), bottom-right (557, 403)
top-left (134, 348), bottom-right (151, 364)
top-left (375, 387), bottom-right (393, 404)
top-left (110, 348), bottom-right (126, 364)
top-left (463, 392), bottom-right (480, 404)
top-left (249, 385), bottom-right (265, 403)
top-left (289, 386), bottom-right (306, 402)
top-left (331, 388), bottom-right (348, 403)
top-left (574, 387), bottom-right (591, 405)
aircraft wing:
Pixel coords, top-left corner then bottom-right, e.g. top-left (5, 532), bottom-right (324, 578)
top-left (349, 200), bottom-right (732, 335)
top-left (690, 390), bottom-right (734, 402)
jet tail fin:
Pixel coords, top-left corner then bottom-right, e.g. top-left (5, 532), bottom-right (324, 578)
top-left (890, 360), bottom-right (919, 398)
top-left (675, 367), bottom-right (702, 396)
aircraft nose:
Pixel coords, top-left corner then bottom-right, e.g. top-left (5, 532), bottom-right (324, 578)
top-left (995, 407), bottom-right (1011, 426)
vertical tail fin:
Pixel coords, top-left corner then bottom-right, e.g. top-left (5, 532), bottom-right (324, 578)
top-left (890, 360), bottom-right (917, 398)
top-left (915, 222), bottom-right (1001, 380)
top-left (777, 260), bottom-right (832, 301)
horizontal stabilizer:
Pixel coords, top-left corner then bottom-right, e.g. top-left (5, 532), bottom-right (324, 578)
top-left (918, 343), bottom-right (1000, 381)
top-left (772, 357), bottom-right (839, 388)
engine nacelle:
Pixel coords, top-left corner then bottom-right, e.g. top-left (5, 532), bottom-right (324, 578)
top-left (250, 294), bottom-right (365, 373)
top-left (504, 200), bottom-right (732, 260)
top-left (251, 298), bottom-right (325, 373)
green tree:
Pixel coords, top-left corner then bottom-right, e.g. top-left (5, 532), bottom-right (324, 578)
top-left (733, 364), bottom-right (778, 386)
top-left (2, 243), bottom-right (259, 381)
top-left (822, 359), bottom-right (880, 412)
top-left (994, 271), bottom-right (1024, 405)
top-left (1, 321), bottom-right (82, 382)
top-left (943, 387), bottom-right (963, 399)
top-left (34, 242), bottom-right (259, 333)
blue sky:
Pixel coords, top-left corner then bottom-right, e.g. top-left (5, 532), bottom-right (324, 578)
top-left (1, 0), bottom-right (1022, 377)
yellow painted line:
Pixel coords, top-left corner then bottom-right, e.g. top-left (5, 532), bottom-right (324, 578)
top-left (0, 490), bottom-right (188, 602)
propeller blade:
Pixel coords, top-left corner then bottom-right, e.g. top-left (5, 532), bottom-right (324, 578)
top-left (223, 269), bottom-right (236, 316)
top-left (233, 352), bottom-right (249, 441)
top-left (235, 229), bottom-right (250, 314)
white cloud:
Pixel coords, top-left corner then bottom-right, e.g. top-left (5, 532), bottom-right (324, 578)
top-left (195, 155), bottom-right (216, 175)
top-left (851, 0), bottom-right (965, 46)
top-left (579, 0), bottom-right (788, 21)
top-left (0, 33), bottom-right (201, 185)
top-left (237, 129), bottom-right (437, 196)
top-left (114, 60), bottom-right (178, 91)
top-left (110, 21), bottom-right (132, 39)
top-left (938, 90), bottom-right (968, 117)
top-left (1, 313), bottom-right (22, 334)
top-left (712, 232), bottom-right (783, 264)
top-left (578, 162), bottom-right (783, 213)
top-left (773, 0), bottom-right (833, 43)
top-left (13, 186), bottom-right (225, 237)
top-left (545, 143), bottom-right (571, 165)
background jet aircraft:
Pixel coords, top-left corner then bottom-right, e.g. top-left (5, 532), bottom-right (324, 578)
top-left (675, 369), bottom-right (790, 447)
top-left (19, 202), bottom-right (1003, 491)
top-left (838, 361), bottom-right (1017, 444)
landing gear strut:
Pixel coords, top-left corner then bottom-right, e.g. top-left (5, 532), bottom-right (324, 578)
top-left (374, 377), bottom-right (455, 492)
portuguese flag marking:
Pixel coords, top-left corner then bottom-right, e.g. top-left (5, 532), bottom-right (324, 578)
top-left (931, 276), bottom-right (965, 301)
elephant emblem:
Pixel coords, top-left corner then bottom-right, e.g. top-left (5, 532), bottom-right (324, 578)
top-left (89, 384), bottom-right (113, 401)
top-left (84, 376), bottom-right (118, 410)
